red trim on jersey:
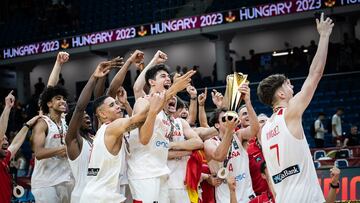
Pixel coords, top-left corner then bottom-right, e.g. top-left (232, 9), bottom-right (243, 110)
top-left (133, 200), bottom-right (143, 203)
top-left (277, 108), bottom-right (283, 115)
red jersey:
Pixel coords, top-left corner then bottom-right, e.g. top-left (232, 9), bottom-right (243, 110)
top-left (0, 150), bottom-right (12, 203)
top-left (249, 191), bottom-right (275, 203)
top-left (247, 138), bottom-right (270, 195)
top-left (199, 163), bottom-right (215, 203)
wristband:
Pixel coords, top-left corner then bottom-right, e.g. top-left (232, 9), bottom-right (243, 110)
top-left (23, 123), bottom-right (31, 129)
top-left (330, 182), bottom-right (340, 189)
top-left (190, 97), bottom-right (197, 100)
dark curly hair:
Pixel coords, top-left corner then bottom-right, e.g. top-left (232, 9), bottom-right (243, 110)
top-left (257, 74), bottom-right (287, 106)
top-left (145, 64), bottom-right (170, 87)
top-left (40, 85), bottom-right (68, 114)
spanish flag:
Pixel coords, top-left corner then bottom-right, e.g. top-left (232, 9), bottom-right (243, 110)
top-left (185, 150), bottom-right (206, 203)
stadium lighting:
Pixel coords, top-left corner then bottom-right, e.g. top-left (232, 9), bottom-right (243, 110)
top-left (272, 51), bottom-right (289, 56)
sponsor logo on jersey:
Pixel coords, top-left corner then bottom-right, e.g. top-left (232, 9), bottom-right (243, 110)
top-left (87, 168), bottom-right (100, 176)
top-left (235, 172), bottom-right (246, 182)
top-left (272, 164), bottom-right (300, 184)
top-left (255, 156), bottom-right (262, 162)
top-left (266, 125), bottom-right (280, 140)
top-left (155, 140), bottom-right (169, 148)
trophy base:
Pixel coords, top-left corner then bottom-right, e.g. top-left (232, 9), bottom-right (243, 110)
top-left (222, 111), bottom-right (239, 122)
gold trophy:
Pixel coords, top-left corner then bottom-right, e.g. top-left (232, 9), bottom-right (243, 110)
top-left (217, 72), bottom-right (248, 180)
top-left (222, 72), bottom-right (249, 122)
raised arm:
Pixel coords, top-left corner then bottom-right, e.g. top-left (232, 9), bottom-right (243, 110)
top-left (236, 83), bottom-right (259, 141)
top-left (198, 88), bottom-right (209, 127)
top-left (116, 87), bottom-right (132, 116)
top-left (165, 70), bottom-right (196, 101)
top-left (169, 119), bottom-right (203, 151)
top-left (133, 50), bottom-right (167, 100)
top-left (66, 61), bottom-right (112, 160)
top-left (0, 91), bottom-right (14, 141)
top-left (211, 89), bottom-right (224, 109)
top-left (8, 116), bottom-right (40, 159)
top-left (133, 93), bottom-right (165, 145)
top-left (204, 117), bottom-right (239, 162)
top-left (186, 86), bottom-right (198, 126)
top-left (32, 119), bottom-right (66, 160)
top-left (288, 13), bottom-right (334, 117)
top-left (106, 55), bottom-right (131, 98)
top-left (94, 77), bottom-right (106, 99)
top-left (47, 52), bottom-right (69, 87)
top-left (326, 166), bottom-right (340, 203)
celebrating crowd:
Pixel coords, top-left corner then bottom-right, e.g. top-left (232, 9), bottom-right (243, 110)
top-left (0, 13), bottom-right (343, 203)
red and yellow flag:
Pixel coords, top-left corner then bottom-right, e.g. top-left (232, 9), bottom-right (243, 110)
top-left (185, 150), bottom-right (206, 203)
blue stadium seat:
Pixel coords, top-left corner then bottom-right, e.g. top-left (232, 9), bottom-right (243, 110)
top-left (314, 150), bottom-right (327, 160)
top-left (334, 159), bottom-right (349, 168)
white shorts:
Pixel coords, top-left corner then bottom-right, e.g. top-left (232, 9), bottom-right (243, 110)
top-left (129, 176), bottom-right (169, 203)
top-left (32, 181), bottom-right (74, 203)
top-left (169, 188), bottom-right (190, 203)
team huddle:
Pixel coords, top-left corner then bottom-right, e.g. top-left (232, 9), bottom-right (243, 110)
top-left (0, 13), bottom-right (342, 203)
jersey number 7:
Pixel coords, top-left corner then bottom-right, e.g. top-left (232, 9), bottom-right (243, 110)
top-left (270, 144), bottom-right (280, 166)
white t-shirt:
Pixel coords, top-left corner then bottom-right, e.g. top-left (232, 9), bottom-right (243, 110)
top-left (261, 108), bottom-right (325, 203)
top-left (314, 119), bottom-right (325, 140)
top-left (332, 114), bottom-right (342, 137)
top-left (127, 110), bottom-right (172, 180)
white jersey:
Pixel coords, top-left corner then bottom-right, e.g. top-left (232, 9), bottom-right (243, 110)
top-left (80, 124), bottom-right (126, 203)
top-left (212, 135), bottom-right (255, 203)
top-left (261, 108), bottom-right (325, 203)
top-left (31, 115), bottom-right (72, 189)
top-left (119, 134), bottom-right (130, 186)
top-left (68, 137), bottom-right (92, 203)
top-left (127, 110), bottom-right (171, 180)
top-left (167, 118), bottom-right (189, 189)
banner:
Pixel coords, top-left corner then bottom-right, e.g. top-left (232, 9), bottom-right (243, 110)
top-left (317, 167), bottom-right (360, 201)
top-left (1, 0), bottom-right (359, 60)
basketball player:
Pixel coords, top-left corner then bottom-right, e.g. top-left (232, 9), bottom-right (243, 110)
top-left (128, 64), bottom-right (195, 202)
top-left (204, 107), bottom-right (255, 203)
top-left (257, 13), bottom-right (333, 203)
top-left (204, 83), bottom-right (256, 203)
top-left (247, 114), bottom-right (271, 196)
top-left (165, 96), bottom-right (203, 203)
top-left (31, 85), bottom-right (73, 203)
top-left (80, 67), bottom-right (193, 203)
top-left (65, 60), bottom-right (117, 203)
top-left (133, 50), bottom-right (168, 99)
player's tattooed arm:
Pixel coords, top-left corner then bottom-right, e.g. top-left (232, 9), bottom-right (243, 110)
top-left (124, 121), bottom-right (144, 133)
